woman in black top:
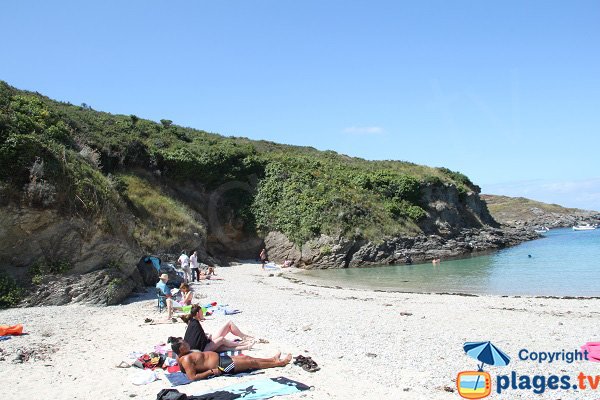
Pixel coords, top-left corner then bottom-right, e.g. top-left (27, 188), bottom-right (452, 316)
top-left (183, 305), bottom-right (255, 352)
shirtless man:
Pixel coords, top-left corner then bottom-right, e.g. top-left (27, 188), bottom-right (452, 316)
top-left (172, 340), bottom-right (292, 381)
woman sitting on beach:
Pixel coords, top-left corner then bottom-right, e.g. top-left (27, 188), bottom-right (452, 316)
top-left (179, 283), bottom-right (194, 306)
top-left (183, 305), bottom-right (255, 352)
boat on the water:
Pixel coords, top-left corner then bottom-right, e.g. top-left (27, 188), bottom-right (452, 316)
top-left (534, 227), bottom-right (550, 233)
top-left (572, 224), bottom-right (598, 231)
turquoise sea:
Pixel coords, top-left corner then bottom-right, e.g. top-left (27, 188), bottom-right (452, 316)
top-left (298, 228), bottom-right (600, 296)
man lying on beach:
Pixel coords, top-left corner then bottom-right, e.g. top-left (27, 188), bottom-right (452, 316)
top-left (172, 340), bottom-right (292, 381)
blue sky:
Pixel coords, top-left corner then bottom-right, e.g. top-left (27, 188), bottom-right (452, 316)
top-left (2, 1), bottom-right (599, 210)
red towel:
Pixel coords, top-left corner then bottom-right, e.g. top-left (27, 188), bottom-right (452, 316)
top-left (0, 324), bottom-right (23, 336)
top-left (167, 364), bottom-right (181, 373)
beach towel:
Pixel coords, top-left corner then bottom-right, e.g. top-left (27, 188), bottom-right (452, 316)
top-left (191, 377), bottom-right (311, 399)
top-left (165, 372), bottom-right (192, 386)
top-left (581, 342), bottom-right (600, 362)
top-left (164, 369), bottom-right (264, 386)
top-left (0, 336), bottom-right (12, 341)
top-left (167, 364), bottom-right (181, 373)
top-left (0, 324), bottom-right (23, 336)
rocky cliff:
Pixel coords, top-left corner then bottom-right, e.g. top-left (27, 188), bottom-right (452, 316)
top-left (0, 82), bottom-right (540, 307)
top-left (481, 194), bottom-right (600, 229)
top-left (0, 204), bottom-right (142, 305)
top-left (263, 185), bottom-right (537, 269)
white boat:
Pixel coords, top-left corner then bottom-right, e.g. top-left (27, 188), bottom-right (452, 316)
top-left (572, 224), bottom-right (597, 231)
top-left (534, 227), bottom-right (550, 233)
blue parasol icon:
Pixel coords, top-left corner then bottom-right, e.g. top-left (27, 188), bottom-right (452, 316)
top-left (464, 341), bottom-right (511, 370)
top-left (463, 341), bottom-right (510, 394)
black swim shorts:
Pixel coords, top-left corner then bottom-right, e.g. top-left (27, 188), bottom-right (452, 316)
top-left (218, 355), bottom-right (236, 374)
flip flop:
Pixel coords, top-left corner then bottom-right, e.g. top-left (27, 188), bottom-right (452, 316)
top-left (293, 355), bottom-right (307, 366)
top-left (115, 361), bottom-right (131, 368)
top-left (293, 355), bottom-right (320, 372)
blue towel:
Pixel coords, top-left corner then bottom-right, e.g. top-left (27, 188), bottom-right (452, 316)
top-left (0, 336), bottom-right (12, 341)
top-left (192, 377), bottom-right (311, 399)
top-left (165, 372), bottom-right (192, 386)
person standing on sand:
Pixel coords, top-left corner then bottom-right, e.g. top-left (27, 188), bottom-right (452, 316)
top-left (172, 340), bottom-right (291, 381)
top-left (259, 248), bottom-right (268, 269)
top-left (178, 250), bottom-right (191, 283)
top-left (190, 250), bottom-right (199, 282)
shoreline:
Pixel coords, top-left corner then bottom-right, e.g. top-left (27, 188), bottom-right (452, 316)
top-left (1, 263), bottom-right (598, 400)
top-left (285, 271), bottom-right (600, 300)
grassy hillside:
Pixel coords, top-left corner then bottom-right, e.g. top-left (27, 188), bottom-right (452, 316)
top-left (0, 81), bottom-right (480, 247)
top-left (480, 194), bottom-right (593, 225)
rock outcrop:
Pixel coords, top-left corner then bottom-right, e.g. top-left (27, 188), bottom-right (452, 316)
top-left (481, 194), bottom-right (600, 229)
top-left (264, 227), bottom-right (538, 269)
top-left (23, 268), bottom-right (141, 306)
top-left (0, 205), bottom-right (139, 280)
top-left (0, 204), bottom-right (142, 306)
top-left (263, 187), bottom-right (536, 269)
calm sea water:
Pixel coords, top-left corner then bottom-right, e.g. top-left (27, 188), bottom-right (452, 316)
top-left (298, 228), bottom-right (600, 296)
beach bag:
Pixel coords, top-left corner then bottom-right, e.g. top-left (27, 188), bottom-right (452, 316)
top-left (138, 352), bottom-right (166, 369)
top-left (157, 389), bottom-right (188, 400)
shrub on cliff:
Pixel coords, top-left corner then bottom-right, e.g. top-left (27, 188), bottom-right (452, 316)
top-left (0, 80), bottom-right (482, 249)
top-left (0, 274), bottom-right (22, 309)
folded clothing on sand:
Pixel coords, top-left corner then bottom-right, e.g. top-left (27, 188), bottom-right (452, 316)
top-left (0, 324), bottom-right (23, 336)
top-left (131, 369), bottom-right (160, 385)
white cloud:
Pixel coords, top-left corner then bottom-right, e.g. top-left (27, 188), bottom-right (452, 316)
top-left (342, 126), bottom-right (385, 135)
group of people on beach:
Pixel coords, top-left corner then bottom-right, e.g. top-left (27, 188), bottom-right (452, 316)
top-left (155, 253), bottom-right (292, 381)
top-left (177, 250), bottom-right (217, 283)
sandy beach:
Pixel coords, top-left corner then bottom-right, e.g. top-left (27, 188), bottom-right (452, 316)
top-left (1, 263), bottom-right (599, 400)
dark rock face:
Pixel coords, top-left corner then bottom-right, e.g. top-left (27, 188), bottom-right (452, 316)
top-left (419, 183), bottom-right (498, 235)
top-left (0, 205), bottom-right (140, 281)
top-left (0, 204), bottom-right (141, 307)
top-left (264, 227), bottom-right (539, 269)
top-left (23, 268), bottom-right (141, 306)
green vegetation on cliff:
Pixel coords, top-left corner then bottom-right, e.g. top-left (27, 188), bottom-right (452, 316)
top-left (0, 81), bottom-right (480, 248)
